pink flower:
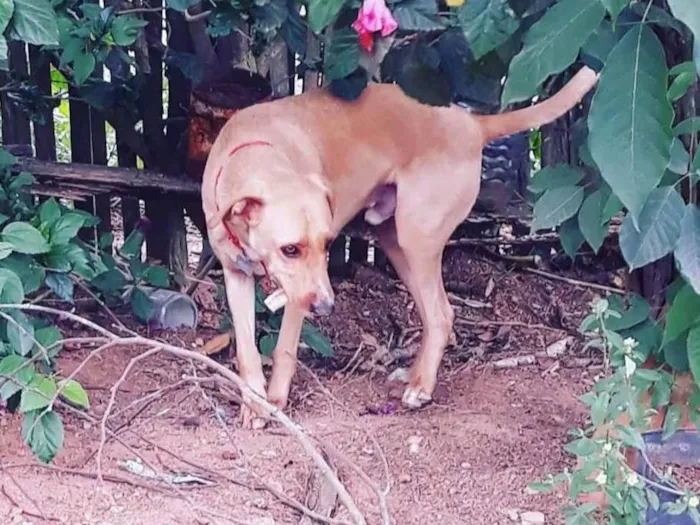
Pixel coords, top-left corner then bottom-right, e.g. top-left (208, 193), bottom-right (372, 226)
top-left (352, 0), bottom-right (399, 52)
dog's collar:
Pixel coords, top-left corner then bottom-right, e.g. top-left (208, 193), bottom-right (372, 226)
top-left (214, 140), bottom-right (273, 276)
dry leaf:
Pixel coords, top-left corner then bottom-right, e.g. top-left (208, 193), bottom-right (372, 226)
top-left (201, 333), bottom-right (231, 356)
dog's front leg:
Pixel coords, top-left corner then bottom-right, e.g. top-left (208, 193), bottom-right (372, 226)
top-left (267, 303), bottom-right (306, 409)
top-left (223, 267), bottom-right (267, 429)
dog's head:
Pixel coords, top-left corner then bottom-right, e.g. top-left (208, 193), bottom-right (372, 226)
top-left (215, 173), bottom-right (336, 315)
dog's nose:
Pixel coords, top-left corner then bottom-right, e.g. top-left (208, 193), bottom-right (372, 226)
top-left (310, 299), bottom-right (334, 316)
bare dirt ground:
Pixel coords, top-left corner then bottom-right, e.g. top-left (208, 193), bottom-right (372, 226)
top-left (0, 247), bottom-right (613, 525)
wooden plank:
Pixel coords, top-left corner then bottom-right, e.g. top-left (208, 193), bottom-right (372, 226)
top-left (28, 46), bottom-right (56, 162)
top-left (1, 42), bottom-right (32, 146)
top-left (15, 158), bottom-right (201, 195)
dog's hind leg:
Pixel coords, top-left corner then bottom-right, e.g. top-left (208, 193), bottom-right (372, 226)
top-left (385, 156), bottom-right (481, 408)
top-left (267, 303), bottom-right (306, 409)
top-left (223, 267), bottom-right (267, 429)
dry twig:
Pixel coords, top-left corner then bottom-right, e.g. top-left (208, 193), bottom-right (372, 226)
top-left (0, 303), bottom-right (368, 525)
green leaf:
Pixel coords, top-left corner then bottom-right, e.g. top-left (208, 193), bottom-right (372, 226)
top-left (0, 0), bottom-right (14, 35)
top-left (72, 52), bottom-right (96, 86)
top-left (581, 20), bottom-right (620, 66)
top-left (58, 379), bottom-right (89, 409)
top-left (667, 0), bottom-right (700, 45)
top-left (501, 0), bottom-right (605, 104)
top-left (559, 217), bottom-right (585, 258)
top-left (662, 404), bottom-right (683, 440)
top-left (143, 266), bottom-right (170, 288)
top-left (8, 0), bottom-right (59, 46)
top-left (131, 288), bottom-right (153, 323)
top-left (35, 325), bottom-right (62, 358)
top-left (663, 284), bottom-right (700, 347)
top-left (393, 0), bottom-right (444, 31)
top-left (563, 437), bottom-right (597, 457)
top-left (50, 213), bottom-right (86, 246)
top-left (456, 0), bottom-right (519, 60)
top-left (0, 267), bottom-right (25, 303)
top-left (2, 222), bottom-right (50, 255)
top-left (578, 189), bottom-right (610, 254)
top-left (325, 29), bottom-right (359, 82)
top-left (19, 375), bottom-right (57, 412)
top-left (528, 165), bottom-right (585, 194)
top-left (674, 117), bottom-right (700, 136)
top-left (675, 205), bottom-right (700, 296)
top-left (45, 272), bottom-right (74, 303)
top-left (615, 425), bottom-right (645, 450)
top-left (591, 392), bottom-right (609, 426)
top-left (605, 294), bottom-right (651, 332)
top-left (302, 321), bottom-right (333, 357)
top-left (21, 410), bottom-right (64, 463)
top-left (588, 26), bottom-right (674, 225)
top-left (43, 244), bottom-right (73, 272)
top-left (329, 68), bottom-right (368, 101)
top-left (91, 268), bottom-right (126, 293)
top-left (308, 0), bottom-right (345, 33)
top-left (688, 325), bottom-right (700, 388)
top-left (532, 185), bottom-right (585, 232)
top-left (7, 311), bottom-right (35, 357)
top-left (0, 354), bottom-right (34, 402)
top-left (600, 0), bottom-right (629, 24)
top-left (668, 71), bottom-right (697, 102)
top-left (110, 15), bottom-right (148, 46)
top-left (39, 198), bottom-right (61, 227)
top-left (619, 186), bottom-right (685, 270)
top-left (668, 138), bottom-right (691, 175)
top-left (259, 333), bottom-right (278, 357)
top-left (165, 0), bottom-right (199, 12)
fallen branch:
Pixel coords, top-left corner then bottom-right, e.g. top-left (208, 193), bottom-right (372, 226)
top-left (523, 268), bottom-right (625, 295)
top-left (0, 303), bottom-right (368, 525)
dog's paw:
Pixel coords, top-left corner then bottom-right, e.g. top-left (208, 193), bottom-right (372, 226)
top-left (401, 387), bottom-right (433, 409)
top-left (240, 405), bottom-right (268, 430)
top-left (239, 375), bottom-right (269, 429)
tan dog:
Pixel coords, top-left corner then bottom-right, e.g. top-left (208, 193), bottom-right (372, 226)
top-left (202, 67), bottom-right (598, 427)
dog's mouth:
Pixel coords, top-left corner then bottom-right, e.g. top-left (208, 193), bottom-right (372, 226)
top-left (260, 274), bottom-right (288, 313)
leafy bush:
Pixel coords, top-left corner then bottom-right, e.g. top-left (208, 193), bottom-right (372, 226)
top-left (0, 150), bottom-right (170, 462)
top-left (533, 296), bottom-right (700, 524)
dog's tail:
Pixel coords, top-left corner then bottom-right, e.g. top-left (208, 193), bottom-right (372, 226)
top-left (475, 66), bottom-right (599, 144)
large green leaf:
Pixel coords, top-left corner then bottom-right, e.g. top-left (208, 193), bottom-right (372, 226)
top-left (688, 325), bottom-right (700, 388)
top-left (308, 0), bottom-right (345, 33)
top-left (324, 29), bottom-right (360, 82)
top-left (0, 354), bottom-right (35, 402)
top-left (600, 0), bottom-right (629, 24)
top-left (456, 0), bottom-right (520, 59)
top-left (20, 375), bottom-right (56, 413)
top-left (302, 321), bottom-right (333, 357)
top-left (0, 0), bottom-right (13, 65)
top-left (501, 0), bottom-right (605, 104)
top-left (667, 0), bottom-right (700, 44)
top-left (531, 185), bottom-right (585, 232)
top-left (21, 410), bottom-right (64, 464)
top-left (665, 335), bottom-right (690, 372)
top-left (663, 284), bottom-right (700, 347)
top-left (7, 310), bottom-right (35, 356)
top-left (559, 217), bottom-right (585, 258)
top-left (2, 222), bottom-right (50, 255)
top-left (528, 165), bottom-right (585, 193)
top-left (165, 0), bottom-right (199, 12)
top-left (578, 188), bottom-right (609, 253)
top-left (7, 0), bottom-right (60, 46)
top-left (0, 267), bottom-right (24, 303)
top-left (675, 205), bottom-right (700, 296)
top-left (58, 379), bottom-right (89, 409)
top-left (588, 26), bottom-right (674, 225)
top-left (50, 213), bottom-right (86, 246)
top-left (619, 186), bottom-right (685, 270)
top-left (393, 0), bottom-right (443, 31)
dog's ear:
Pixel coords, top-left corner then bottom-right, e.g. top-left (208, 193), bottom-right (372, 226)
top-left (229, 196), bottom-right (264, 226)
top-left (207, 196), bottom-right (264, 232)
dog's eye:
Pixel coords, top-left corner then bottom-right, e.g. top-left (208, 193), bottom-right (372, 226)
top-left (281, 244), bottom-right (301, 258)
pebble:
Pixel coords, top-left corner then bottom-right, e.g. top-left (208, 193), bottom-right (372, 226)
top-left (398, 474), bottom-right (412, 484)
top-left (407, 435), bottom-right (422, 456)
top-left (521, 511), bottom-right (545, 525)
top-left (503, 508), bottom-right (520, 522)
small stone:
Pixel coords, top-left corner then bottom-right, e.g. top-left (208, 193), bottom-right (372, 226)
top-left (504, 508), bottom-right (520, 522)
top-left (407, 435), bottom-right (422, 456)
top-left (261, 449), bottom-right (278, 459)
top-left (221, 450), bottom-right (237, 461)
top-left (361, 447), bottom-right (374, 456)
top-left (251, 498), bottom-right (267, 510)
top-left (460, 461), bottom-right (471, 469)
top-left (398, 474), bottom-right (411, 484)
top-left (521, 511), bottom-right (545, 525)
top-left (523, 486), bottom-right (539, 496)
top-left (195, 337), bottom-right (204, 346)
top-left (387, 367), bottom-right (410, 383)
